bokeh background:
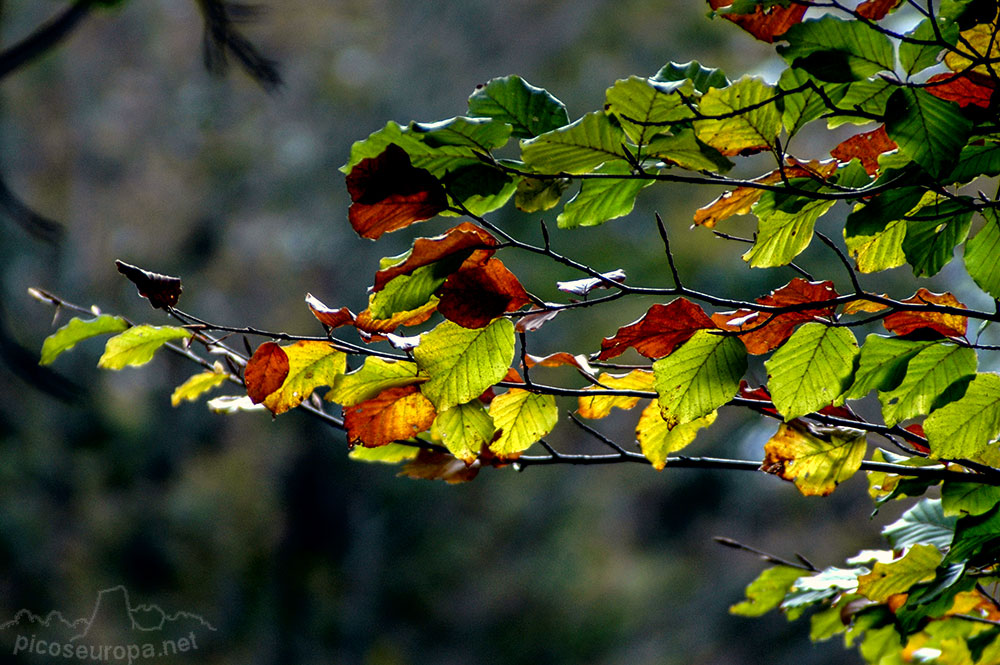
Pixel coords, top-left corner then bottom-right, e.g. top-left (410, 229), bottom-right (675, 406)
top-left (0, 1), bottom-right (944, 663)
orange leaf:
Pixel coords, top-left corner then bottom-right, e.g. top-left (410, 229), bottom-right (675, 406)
top-left (737, 381), bottom-right (779, 416)
top-left (708, 0), bottom-right (807, 43)
top-left (305, 293), bottom-right (355, 329)
top-left (856, 0), bottom-right (901, 19)
top-left (903, 423), bottom-right (930, 454)
top-left (436, 258), bottom-right (531, 329)
top-left (244, 342), bottom-right (290, 404)
top-left (524, 352), bottom-right (595, 374)
top-left (925, 73), bottom-right (996, 109)
top-left (343, 385), bottom-right (437, 447)
top-left (346, 144), bottom-right (448, 239)
top-left (712, 279), bottom-right (839, 355)
top-left (843, 297), bottom-right (890, 315)
top-left (831, 125), bottom-right (897, 176)
top-left (355, 300), bottom-right (438, 337)
top-left (399, 449), bottom-right (480, 483)
top-left (598, 298), bottom-right (716, 360)
top-left (372, 222), bottom-right (497, 292)
top-left (883, 288), bottom-right (968, 338)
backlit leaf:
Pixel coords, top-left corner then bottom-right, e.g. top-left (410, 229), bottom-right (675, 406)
top-left (730, 566), bottom-right (804, 617)
top-left (432, 401), bottom-right (495, 463)
top-left (830, 126), bottom-right (897, 176)
top-left (354, 299), bottom-right (438, 337)
top-left (777, 67), bottom-right (828, 136)
top-left (885, 88), bottom-right (972, 179)
top-left (436, 257), bottom-right (531, 329)
top-left (327, 357), bottom-right (426, 407)
top-left (408, 116), bottom-right (512, 151)
top-left (489, 388), bottom-right (558, 458)
top-left (514, 177), bottom-right (570, 213)
top-left (878, 342), bottom-right (977, 427)
top-left (709, 0), bottom-right (807, 43)
top-left (244, 341), bottom-right (290, 404)
top-left (856, 0), bottom-right (901, 19)
top-left (598, 298), bottom-right (716, 361)
top-left (636, 402), bottom-right (716, 470)
top-left (467, 75), bottom-right (570, 139)
top-left (924, 373), bottom-right (1000, 459)
top-left (170, 366), bottom-right (229, 407)
top-left (761, 422), bottom-right (867, 496)
top-left (604, 76), bottom-right (694, 146)
top-left (40, 315), bottom-right (129, 366)
top-left (765, 323), bottom-right (858, 421)
top-left (653, 330), bottom-right (747, 428)
top-left (964, 210), bottom-right (1000, 299)
top-left (261, 341), bottom-right (347, 415)
top-left (98, 325), bottom-right (192, 370)
top-left (644, 128), bottom-right (734, 172)
top-left (343, 385), bottom-right (437, 447)
top-left (883, 289), bottom-right (968, 338)
top-left (778, 15), bottom-right (895, 81)
top-left (372, 222), bottom-right (497, 292)
top-left (369, 263), bottom-right (450, 320)
top-left (743, 193), bottom-right (835, 268)
top-left (943, 19), bottom-right (1000, 77)
top-left (857, 544), bottom-right (943, 603)
top-left (521, 111), bottom-right (627, 174)
top-left (947, 139), bottom-right (1000, 184)
top-left (845, 335), bottom-right (937, 400)
top-left (845, 218), bottom-right (907, 273)
top-left (693, 77), bottom-right (782, 156)
top-left (925, 72), bottom-right (996, 109)
top-left (942, 482), bottom-right (1000, 518)
top-left (883, 498), bottom-right (955, 550)
top-left (652, 60), bottom-right (729, 94)
top-left (346, 144), bottom-right (448, 239)
top-left (899, 19), bottom-right (957, 76)
top-left (349, 442), bottom-right (420, 464)
top-left (305, 294), bottom-right (355, 330)
top-left (556, 162), bottom-right (652, 228)
top-left (414, 318), bottom-right (515, 411)
top-left (577, 369), bottom-right (655, 419)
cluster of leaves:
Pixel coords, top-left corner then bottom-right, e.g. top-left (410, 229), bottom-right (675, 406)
top-left (33, 0), bottom-right (1000, 660)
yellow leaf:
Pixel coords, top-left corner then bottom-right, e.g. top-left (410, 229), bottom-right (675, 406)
top-left (761, 422), bottom-right (867, 496)
top-left (171, 365), bottom-right (229, 406)
top-left (636, 401), bottom-right (716, 470)
top-left (489, 389), bottom-right (558, 458)
top-left (857, 544), bottom-right (942, 603)
top-left (577, 369), bottom-right (655, 419)
top-left (262, 341), bottom-right (347, 415)
top-left (944, 20), bottom-right (1000, 77)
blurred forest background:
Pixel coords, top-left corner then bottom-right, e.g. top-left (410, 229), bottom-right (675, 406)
top-left (0, 1), bottom-right (942, 663)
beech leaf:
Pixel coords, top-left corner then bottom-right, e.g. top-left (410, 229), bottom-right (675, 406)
top-left (653, 330), bottom-right (746, 429)
top-left (432, 401), bottom-right (495, 463)
top-left (694, 77), bottom-right (782, 156)
top-left (765, 323), bottom-right (858, 421)
top-left (636, 402), bottom-right (716, 470)
top-left (488, 388), bottom-right (558, 458)
top-left (305, 294), bottom-right (355, 330)
top-left (599, 298), bottom-right (716, 361)
top-left (372, 222), bottom-right (497, 292)
top-left (577, 370), bottom-right (655, 419)
top-left (327, 357), bottom-right (426, 407)
top-left (115, 260), bottom-right (183, 310)
top-left (343, 385), bottom-right (437, 447)
top-left (924, 373), bottom-right (1000, 460)
top-left (244, 341), bottom-right (291, 404)
top-left (40, 315), bottom-right (129, 366)
top-left (761, 422), bottom-right (867, 496)
top-left (261, 341), bottom-right (347, 415)
top-left (878, 342), bottom-right (977, 428)
top-left (171, 367), bottom-right (229, 407)
top-left (436, 257), bottom-right (531, 329)
top-left (709, 0), bottom-right (807, 43)
top-left (98, 325), bottom-right (192, 370)
top-left (882, 289), bottom-right (968, 338)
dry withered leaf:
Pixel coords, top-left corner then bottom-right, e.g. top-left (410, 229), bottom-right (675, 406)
top-left (556, 269), bottom-right (627, 297)
top-left (524, 352), bottom-right (595, 375)
top-left (831, 126), bottom-right (897, 175)
top-left (515, 309), bottom-right (561, 333)
top-left (305, 293), bottom-right (355, 329)
top-left (883, 288), bottom-right (968, 338)
top-left (436, 258), bottom-right (531, 329)
top-left (709, 0), bottom-right (807, 43)
top-left (399, 448), bottom-right (480, 483)
top-left (372, 222), bottom-right (497, 292)
top-left (115, 260), bottom-right (183, 310)
top-left (599, 298), bottom-right (716, 360)
top-left (343, 385), bottom-right (437, 447)
top-left (346, 144), bottom-right (448, 240)
top-left (244, 341), bottom-right (290, 404)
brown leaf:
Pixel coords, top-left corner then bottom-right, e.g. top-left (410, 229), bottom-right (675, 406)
top-left (372, 222), bottom-right (498, 292)
top-left (883, 288), bottom-right (968, 338)
top-left (856, 0), bottom-right (902, 19)
top-left (115, 260), bottom-right (183, 310)
top-left (343, 385), bottom-right (437, 447)
top-left (346, 144), bottom-right (448, 240)
top-left (708, 0), bottom-right (807, 43)
top-left (711, 279), bottom-right (839, 355)
top-left (305, 293), bottom-right (355, 329)
top-left (598, 298), bottom-right (716, 360)
top-left (925, 73), bottom-right (996, 109)
top-left (436, 258), bottom-right (531, 329)
top-left (355, 300), bottom-right (438, 337)
top-left (244, 342), bottom-right (290, 404)
top-left (524, 352), bottom-right (595, 375)
top-left (515, 309), bottom-right (561, 333)
top-left (398, 448), bottom-right (480, 483)
top-left (831, 125), bottom-right (898, 176)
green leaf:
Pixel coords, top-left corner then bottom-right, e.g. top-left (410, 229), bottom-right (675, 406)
top-left (644, 128), bottom-right (733, 172)
top-left (777, 16), bottom-right (895, 81)
top-left (964, 210), bottom-right (1000, 299)
top-left (327, 357), bottom-right (426, 407)
top-left (652, 60), bottom-right (728, 93)
top-left (899, 19), bottom-right (958, 76)
top-left (414, 318), bottom-right (515, 411)
top-left (744, 193), bottom-right (835, 268)
top-left (879, 343), bottom-right (977, 428)
top-left (488, 389), bottom-right (558, 457)
top-left (97, 325), bottom-right (192, 370)
top-left (636, 402), bottom-right (716, 470)
top-left (824, 78), bottom-right (896, 127)
top-left (514, 177), bottom-right (569, 212)
top-left (441, 163), bottom-right (516, 216)
top-left (555, 162), bottom-right (652, 228)
top-left (942, 482), bottom-right (1000, 518)
top-left (729, 566), bottom-right (803, 617)
top-left (342, 121), bottom-right (479, 177)
top-left (431, 401), bottom-right (495, 463)
top-left (924, 373), bottom-right (1000, 459)
top-left (947, 139), bottom-right (1000, 184)
top-left (409, 116), bottom-right (512, 151)
top-left (883, 499), bottom-right (956, 550)
top-left (857, 544), bottom-right (943, 603)
top-left (604, 76), bottom-right (694, 146)
top-left (369, 262), bottom-right (453, 319)
top-left (885, 88), bottom-right (972, 179)
top-left (844, 218), bottom-right (907, 273)
top-left (777, 68), bottom-right (827, 136)
top-left (39, 315), bottom-right (129, 365)
top-left (467, 75), bottom-right (570, 139)
top-left (520, 111), bottom-right (627, 174)
top-left (902, 209), bottom-right (973, 278)
top-left (845, 336), bottom-right (937, 400)
top-left (349, 442), bottom-right (420, 464)
top-left (653, 330), bottom-right (747, 428)
top-left (693, 77), bottom-right (782, 156)
top-left (765, 323), bottom-right (858, 421)
top-left (170, 368), bottom-right (229, 406)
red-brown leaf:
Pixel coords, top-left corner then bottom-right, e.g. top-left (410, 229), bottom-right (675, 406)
top-left (399, 449), bottom-right (480, 483)
top-left (737, 381), bottom-right (778, 416)
top-left (372, 222), bottom-right (498, 292)
top-left (343, 385), bottom-right (437, 447)
top-left (346, 144), bottom-right (448, 239)
top-left (436, 258), bottom-right (531, 329)
top-left (245, 341), bottom-right (290, 404)
top-left (711, 279), bottom-right (839, 355)
top-left (115, 260), bottom-right (183, 310)
top-left (831, 125), bottom-right (898, 175)
top-left (708, 0), bottom-right (807, 43)
top-left (598, 298), bottom-right (716, 361)
top-left (305, 293), bottom-right (355, 329)
top-left (925, 73), bottom-right (996, 109)
top-left (883, 288), bottom-right (968, 338)
top-left (856, 0), bottom-right (902, 19)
